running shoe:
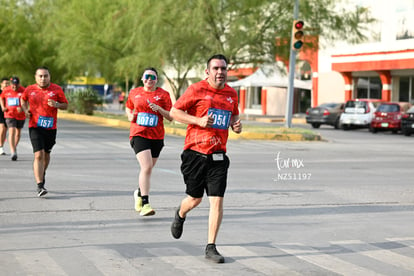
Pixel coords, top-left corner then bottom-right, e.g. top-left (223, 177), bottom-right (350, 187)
top-left (205, 244), bottom-right (225, 263)
top-left (11, 153), bottom-right (17, 161)
top-left (37, 186), bottom-right (48, 197)
top-left (140, 204), bottom-right (155, 216)
top-left (133, 189), bottom-right (142, 212)
top-left (0, 147), bottom-right (5, 155)
top-left (171, 207), bottom-right (185, 239)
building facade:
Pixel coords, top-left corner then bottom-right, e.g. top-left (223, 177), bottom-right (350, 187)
top-left (232, 0), bottom-right (414, 117)
top-left (317, 0), bottom-right (414, 107)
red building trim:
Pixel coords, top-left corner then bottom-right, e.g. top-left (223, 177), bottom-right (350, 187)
top-left (340, 72), bottom-right (353, 101)
top-left (377, 71), bottom-right (391, 102)
top-left (332, 49), bottom-right (414, 102)
top-left (261, 89), bottom-right (267, 115)
top-left (299, 35), bottom-right (319, 107)
top-left (332, 58), bottom-right (414, 72)
top-left (332, 49), bottom-right (414, 58)
top-left (239, 88), bottom-right (246, 113)
top-left (228, 68), bottom-right (257, 78)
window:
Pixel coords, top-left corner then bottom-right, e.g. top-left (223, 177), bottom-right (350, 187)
top-left (377, 104), bottom-right (399, 112)
top-left (399, 77), bottom-right (414, 103)
top-left (246, 86), bottom-right (262, 109)
top-left (356, 77), bottom-right (382, 99)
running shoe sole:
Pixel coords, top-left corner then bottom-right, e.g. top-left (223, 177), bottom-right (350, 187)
top-left (37, 189), bottom-right (48, 197)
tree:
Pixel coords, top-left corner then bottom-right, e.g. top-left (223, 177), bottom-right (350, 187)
top-left (0, 0), bottom-right (375, 96)
top-left (0, 0), bottom-right (67, 84)
top-left (121, 0), bottom-right (375, 98)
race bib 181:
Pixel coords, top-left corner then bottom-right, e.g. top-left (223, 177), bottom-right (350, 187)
top-left (37, 116), bottom-right (54, 128)
top-left (136, 112), bottom-right (158, 127)
top-left (208, 108), bottom-right (231, 129)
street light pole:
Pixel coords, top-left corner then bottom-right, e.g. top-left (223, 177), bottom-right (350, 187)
top-left (285, 0), bottom-right (300, 128)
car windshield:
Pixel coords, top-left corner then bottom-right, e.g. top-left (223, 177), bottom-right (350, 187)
top-left (344, 101), bottom-right (368, 113)
top-left (319, 103), bottom-right (338, 108)
top-left (345, 101), bottom-right (367, 108)
top-left (376, 104), bottom-right (399, 112)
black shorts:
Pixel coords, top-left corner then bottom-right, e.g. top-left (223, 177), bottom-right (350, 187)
top-left (130, 136), bottom-right (164, 158)
top-left (0, 109), bottom-right (5, 124)
top-left (29, 128), bottom-right (57, 153)
top-left (180, 149), bottom-right (230, 198)
top-left (5, 118), bottom-right (25, 129)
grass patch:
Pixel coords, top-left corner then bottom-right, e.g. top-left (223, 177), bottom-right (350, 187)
top-left (93, 110), bottom-right (317, 135)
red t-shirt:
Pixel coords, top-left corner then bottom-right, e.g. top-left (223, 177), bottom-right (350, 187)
top-left (174, 79), bottom-right (239, 154)
top-left (1, 86), bottom-right (26, 120)
top-left (21, 83), bottom-right (68, 129)
top-left (126, 87), bottom-right (172, 140)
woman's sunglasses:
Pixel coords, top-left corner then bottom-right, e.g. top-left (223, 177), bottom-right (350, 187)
top-left (143, 74), bottom-right (157, 80)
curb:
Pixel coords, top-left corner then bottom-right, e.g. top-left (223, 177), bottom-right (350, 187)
top-left (58, 112), bottom-right (320, 141)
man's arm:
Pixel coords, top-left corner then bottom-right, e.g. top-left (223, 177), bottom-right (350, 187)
top-left (21, 98), bottom-right (31, 118)
top-left (0, 97), bottom-right (6, 112)
top-left (170, 107), bottom-right (213, 128)
top-left (230, 115), bottom-right (242, 134)
top-left (47, 99), bottom-right (68, 110)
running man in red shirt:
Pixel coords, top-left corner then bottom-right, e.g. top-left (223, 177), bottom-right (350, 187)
top-left (21, 66), bottom-right (68, 197)
top-left (0, 77), bottom-right (10, 155)
top-left (0, 77), bottom-right (26, 161)
top-left (125, 67), bottom-right (172, 216)
top-left (170, 54), bottom-right (242, 263)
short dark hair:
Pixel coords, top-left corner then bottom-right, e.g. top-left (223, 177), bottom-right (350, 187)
top-left (143, 67), bottom-right (158, 77)
top-left (35, 66), bottom-right (50, 74)
top-left (1, 77), bottom-right (9, 82)
top-left (207, 54), bottom-right (228, 68)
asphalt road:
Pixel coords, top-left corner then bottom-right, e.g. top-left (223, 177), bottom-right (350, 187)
top-left (1, 120), bottom-right (414, 275)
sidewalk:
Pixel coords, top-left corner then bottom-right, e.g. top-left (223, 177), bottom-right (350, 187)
top-left (58, 102), bottom-right (319, 141)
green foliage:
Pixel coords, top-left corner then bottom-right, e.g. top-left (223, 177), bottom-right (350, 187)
top-left (66, 88), bottom-right (102, 115)
top-left (0, 0), bottom-right (67, 84)
top-left (0, 0), bottom-right (375, 97)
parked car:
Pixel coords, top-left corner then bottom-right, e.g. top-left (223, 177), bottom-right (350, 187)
top-left (340, 99), bottom-right (383, 130)
top-left (401, 105), bottom-right (414, 136)
top-left (305, 102), bottom-right (344, 129)
top-left (370, 102), bottom-right (411, 134)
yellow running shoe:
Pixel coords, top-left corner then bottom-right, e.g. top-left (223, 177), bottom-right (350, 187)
top-left (140, 204), bottom-right (155, 216)
top-left (133, 189), bottom-right (142, 212)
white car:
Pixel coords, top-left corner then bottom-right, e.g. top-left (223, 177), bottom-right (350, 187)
top-left (340, 99), bottom-right (383, 130)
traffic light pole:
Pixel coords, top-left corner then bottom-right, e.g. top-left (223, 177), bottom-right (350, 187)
top-left (285, 0), bottom-right (299, 128)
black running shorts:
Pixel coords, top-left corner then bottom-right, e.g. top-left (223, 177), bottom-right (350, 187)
top-left (5, 118), bottom-right (25, 129)
top-left (130, 135), bottom-right (164, 158)
top-left (29, 127), bottom-right (57, 153)
top-left (180, 149), bottom-right (230, 198)
top-left (0, 109), bottom-right (5, 124)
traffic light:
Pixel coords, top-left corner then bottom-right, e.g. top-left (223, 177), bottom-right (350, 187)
top-left (292, 20), bottom-right (304, 51)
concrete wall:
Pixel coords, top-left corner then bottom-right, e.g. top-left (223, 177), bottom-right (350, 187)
top-left (317, 71), bottom-right (346, 105)
top-left (266, 87), bottom-right (287, 116)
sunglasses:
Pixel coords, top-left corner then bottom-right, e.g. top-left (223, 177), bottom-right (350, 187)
top-left (143, 74), bottom-right (157, 81)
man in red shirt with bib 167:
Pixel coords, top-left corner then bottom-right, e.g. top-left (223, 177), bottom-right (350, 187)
top-left (21, 66), bottom-right (68, 197)
top-left (0, 76), bottom-right (26, 161)
top-left (170, 54), bottom-right (242, 264)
